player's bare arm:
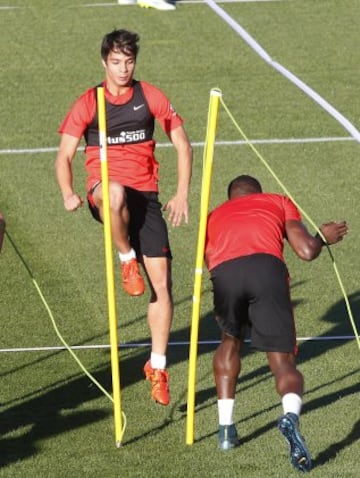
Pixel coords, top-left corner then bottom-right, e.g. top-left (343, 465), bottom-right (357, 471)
top-left (55, 133), bottom-right (84, 212)
top-left (285, 219), bottom-right (348, 261)
top-left (163, 125), bottom-right (193, 227)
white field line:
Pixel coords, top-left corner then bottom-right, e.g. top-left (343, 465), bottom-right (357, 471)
top-left (0, 136), bottom-right (354, 156)
top-left (180, 0), bottom-right (286, 3)
top-left (0, 336), bottom-right (356, 353)
top-left (204, 0), bottom-right (360, 143)
top-left (79, 0), bottom-right (285, 6)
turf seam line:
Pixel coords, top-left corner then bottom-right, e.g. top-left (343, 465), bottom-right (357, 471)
top-left (0, 136), bottom-right (354, 155)
top-left (205, 0), bottom-right (360, 142)
top-left (0, 336), bottom-right (357, 353)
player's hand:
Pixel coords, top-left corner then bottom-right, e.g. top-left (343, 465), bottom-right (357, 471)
top-left (163, 195), bottom-right (189, 227)
top-left (320, 221), bottom-right (348, 245)
top-left (64, 193), bottom-right (84, 212)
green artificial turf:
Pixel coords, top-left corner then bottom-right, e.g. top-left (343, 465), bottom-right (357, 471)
top-left (0, 0), bottom-right (359, 476)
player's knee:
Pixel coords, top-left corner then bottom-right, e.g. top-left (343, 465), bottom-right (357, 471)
top-left (109, 183), bottom-right (127, 211)
top-left (149, 279), bottom-right (172, 303)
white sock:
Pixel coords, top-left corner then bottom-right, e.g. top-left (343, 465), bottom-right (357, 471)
top-left (217, 399), bottom-right (235, 426)
top-left (119, 249), bottom-right (136, 262)
top-left (282, 393), bottom-right (302, 417)
top-left (150, 352), bottom-right (166, 370)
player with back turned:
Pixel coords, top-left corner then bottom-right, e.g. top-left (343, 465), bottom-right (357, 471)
top-left (205, 174), bottom-right (347, 472)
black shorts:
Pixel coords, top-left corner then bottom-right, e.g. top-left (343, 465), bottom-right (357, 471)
top-left (210, 254), bottom-right (296, 353)
top-left (87, 185), bottom-right (172, 260)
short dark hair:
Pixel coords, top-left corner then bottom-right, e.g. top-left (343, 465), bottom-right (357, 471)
top-left (227, 174), bottom-right (262, 199)
top-left (101, 29), bottom-right (140, 61)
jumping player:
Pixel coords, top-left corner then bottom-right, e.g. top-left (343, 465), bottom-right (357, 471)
top-left (55, 29), bottom-right (193, 406)
top-left (205, 175), bottom-right (347, 471)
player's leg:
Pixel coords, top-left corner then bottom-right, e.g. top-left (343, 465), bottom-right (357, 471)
top-left (91, 181), bottom-right (131, 253)
top-left (88, 181), bottom-right (145, 296)
top-left (142, 255), bottom-right (172, 405)
top-left (267, 351), bottom-right (311, 472)
top-left (133, 191), bottom-right (173, 404)
top-left (213, 333), bottom-right (242, 450)
top-left (213, 333), bottom-right (241, 399)
top-left (211, 258), bottom-right (249, 450)
top-left (248, 254), bottom-right (311, 471)
top-left (143, 256), bottom-right (172, 355)
top-left (267, 351), bottom-right (303, 397)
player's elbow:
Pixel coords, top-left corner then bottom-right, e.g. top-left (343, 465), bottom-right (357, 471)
top-left (296, 243), bottom-right (321, 261)
top-left (182, 141), bottom-right (193, 160)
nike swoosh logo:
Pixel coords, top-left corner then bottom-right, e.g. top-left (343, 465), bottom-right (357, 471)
top-left (133, 104), bottom-right (145, 111)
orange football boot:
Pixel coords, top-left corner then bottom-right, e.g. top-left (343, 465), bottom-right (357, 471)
top-left (143, 360), bottom-right (170, 406)
top-left (120, 258), bottom-right (145, 296)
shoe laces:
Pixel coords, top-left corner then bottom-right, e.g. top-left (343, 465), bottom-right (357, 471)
top-left (151, 369), bottom-right (169, 389)
top-left (122, 259), bottom-right (141, 282)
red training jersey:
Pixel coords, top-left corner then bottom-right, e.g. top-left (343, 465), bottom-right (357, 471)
top-left (59, 80), bottom-right (184, 192)
top-left (205, 193), bottom-right (301, 271)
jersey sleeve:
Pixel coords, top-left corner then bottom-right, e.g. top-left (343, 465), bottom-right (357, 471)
top-left (283, 196), bottom-right (302, 221)
top-left (140, 81), bottom-right (183, 135)
top-left (58, 88), bottom-right (96, 138)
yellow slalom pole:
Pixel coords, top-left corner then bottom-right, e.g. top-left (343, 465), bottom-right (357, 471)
top-left (186, 88), bottom-right (222, 445)
top-left (97, 87), bottom-right (123, 447)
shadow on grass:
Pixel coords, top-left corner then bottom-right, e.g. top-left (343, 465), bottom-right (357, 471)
top-left (0, 366), bottom-right (112, 468)
top-left (0, 340), bottom-right (188, 467)
top-left (182, 288), bottom-right (360, 470)
top-left (0, 285), bottom-right (359, 468)
top-left (0, 410), bottom-right (106, 468)
top-left (191, 367), bottom-right (360, 471)
top-left (313, 418), bottom-right (360, 467)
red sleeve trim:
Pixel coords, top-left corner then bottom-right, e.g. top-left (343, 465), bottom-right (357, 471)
top-left (140, 81), bottom-right (183, 134)
top-left (58, 87), bottom-right (97, 137)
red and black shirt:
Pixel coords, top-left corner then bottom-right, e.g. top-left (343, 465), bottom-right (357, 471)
top-left (59, 80), bottom-right (183, 192)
